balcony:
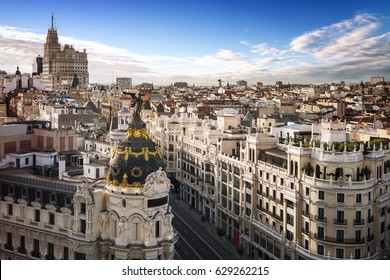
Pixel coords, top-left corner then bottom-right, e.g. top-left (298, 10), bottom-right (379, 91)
top-left (354, 219), bottom-right (365, 225)
top-left (334, 219), bottom-right (347, 225)
top-left (17, 247), bottom-right (27, 254)
top-left (302, 228), bottom-right (311, 237)
top-left (4, 244), bottom-right (14, 251)
top-left (314, 234), bottom-right (365, 244)
top-left (31, 251), bottom-right (41, 258)
top-left (367, 234), bottom-right (374, 242)
top-left (302, 211), bottom-right (310, 218)
top-left (315, 215), bottom-right (326, 222)
top-left (377, 192), bottom-right (390, 203)
top-left (45, 255), bottom-right (56, 260)
top-left (367, 216), bottom-right (374, 223)
top-left (258, 206), bottom-right (283, 221)
top-left (314, 148), bottom-right (363, 162)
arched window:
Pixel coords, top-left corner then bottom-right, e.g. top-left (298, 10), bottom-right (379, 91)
top-left (315, 165), bottom-right (321, 179)
top-left (335, 167), bottom-right (343, 179)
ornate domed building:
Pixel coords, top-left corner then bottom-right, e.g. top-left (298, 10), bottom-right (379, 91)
top-left (101, 103), bottom-right (177, 259)
top-left (0, 98), bottom-right (176, 260)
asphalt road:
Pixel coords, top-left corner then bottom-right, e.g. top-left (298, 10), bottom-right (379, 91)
top-left (169, 194), bottom-right (240, 260)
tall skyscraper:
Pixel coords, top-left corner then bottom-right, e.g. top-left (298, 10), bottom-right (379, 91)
top-left (32, 55), bottom-right (43, 76)
top-left (42, 15), bottom-right (89, 91)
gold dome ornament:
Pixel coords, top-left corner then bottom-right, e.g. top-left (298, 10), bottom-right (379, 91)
top-left (121, 173), bottom-right (129, 188)
top-left (125, 128), bottom-right (149, 140)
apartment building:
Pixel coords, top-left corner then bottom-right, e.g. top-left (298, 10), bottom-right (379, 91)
top-left (148, 108), bottom-right (390, 260)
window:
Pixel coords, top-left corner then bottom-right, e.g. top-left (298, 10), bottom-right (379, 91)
top-left (80, 219), bottom-right (86, 234)
top-left (36, 190), bottom-right (41, 200)
top-left (317, 226), bottom-right (324, 239)
top-left (336, 210), bottom-right (345, 223)
top-left (32, 239), bottom-right (40, 258)
top-left (287, 213), bottom-right (294, 226)
top-left (304, 239), bottom-right (309, 249)
top-left (356, 193), bottom-right (362, 203)
top-left (355, 249), bottom-right (361, 259)
top-left (63, 247), bottom-right (69, 260)
top-left (18, 236), bottom-right (26, 254)
top-left (35, 209), bottom-right (40, 222)
top-left (22, 188), bottom-right (27, 198)
top-left (246, 193), bottom-right (251, 203)
top-left (47, 242), bottom-right (55, 259)
top-left (317, 244), bottom-right (324, 255)
top-left (305, 187), bottom-right (309, 196)
top-left (80, 202), bottom-right (86, 213)
top-left (355, 211), bottom-right (362, 224)
top-left (318, 207), bottom-right (325, 220)
top-left (65, 196), bottom-right (71, 205)
top-left (336, 230), bottom-right (344, 242)
top-left (355, 230), bottom-right (361, 242)
top-left (286, 230), bottom-right (294, 241)
top-left (337, 193), bottom-right (345, 203)
top-left (155, 221), bottom-right (161, 238)
top-left (368, 191), bottom-right (371, 202)
top-left (74, 252), bottom-right (86, 260)
top-left (6, 232), bottom-right (13, 249)
top-left (381, 221), bottom-right (385, 233)
top-left (49, 212), bottom-right (55, 225)
top-left (318, 190), bottom-right (325, 200)
top-left (7, 204), bottom-right (13, 216)
top-left (336, 248), bottom-right (344, 259)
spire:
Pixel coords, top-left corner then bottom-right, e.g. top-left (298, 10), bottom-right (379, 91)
top-left (51, 13), bottom-right (55, 30)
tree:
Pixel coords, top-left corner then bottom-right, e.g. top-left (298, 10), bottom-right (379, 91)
top-left (216, 227), bottom-right (225, 241)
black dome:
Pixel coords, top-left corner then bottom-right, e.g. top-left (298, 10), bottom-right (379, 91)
top-left (107, 115), bottom-right (165, 188)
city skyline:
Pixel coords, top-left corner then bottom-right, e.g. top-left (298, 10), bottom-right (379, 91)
top-left (1, 0), bottom-right (390, 86)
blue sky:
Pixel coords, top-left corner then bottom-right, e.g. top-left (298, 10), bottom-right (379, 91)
top-left (1, 0), bottom-right (390, 86)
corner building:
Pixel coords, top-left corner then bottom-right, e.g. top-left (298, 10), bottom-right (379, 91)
top-left (0, 114), bottom-right (176, 260)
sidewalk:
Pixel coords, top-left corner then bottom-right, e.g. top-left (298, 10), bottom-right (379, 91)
top-left (170, 194), bottom-right (248, 260)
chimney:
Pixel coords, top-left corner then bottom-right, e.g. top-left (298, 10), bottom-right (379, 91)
top-left (58, 155), bottom-right (66, 180)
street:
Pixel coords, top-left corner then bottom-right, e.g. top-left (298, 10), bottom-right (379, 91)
top-left (169, 193), bottom-right (242, 260)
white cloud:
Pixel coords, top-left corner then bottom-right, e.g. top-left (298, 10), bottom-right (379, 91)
top-left (1, 12), bottom-right (390, 86)
top-left (290, 13), bottom-right (381, 57)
